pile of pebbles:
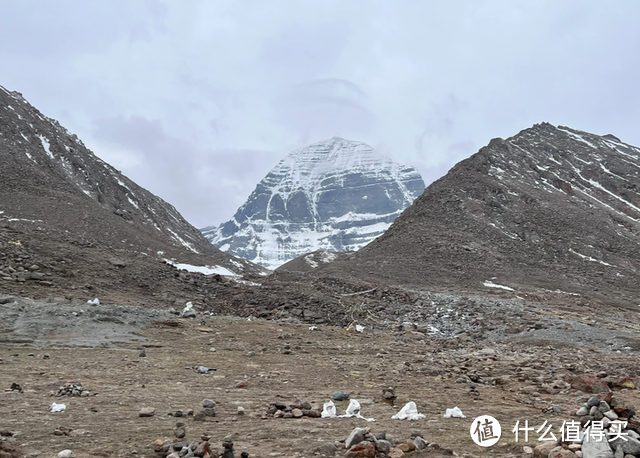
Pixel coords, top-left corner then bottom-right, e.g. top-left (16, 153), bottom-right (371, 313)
top-left (340, 427), bottom-right (433, 458)
top-left (262, 398), bottom-right (321, 419)
top-left (153, 426), bottom-right (246, 458)
top-left (575, 392), bottom-right (637, 428)
top-left (193, 399), bottom-right (217, 422)
top-left (54, 383), bottom-right (89, 397)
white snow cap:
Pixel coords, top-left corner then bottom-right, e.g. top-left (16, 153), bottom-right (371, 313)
top-left (392, 401), bottom-right (425, 420)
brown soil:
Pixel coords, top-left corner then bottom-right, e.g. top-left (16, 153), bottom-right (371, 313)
top-left (2, 306), bottom-right (640, 458)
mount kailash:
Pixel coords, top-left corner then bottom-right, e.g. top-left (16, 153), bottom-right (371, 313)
top-left (202, 137), bottom-right (425, 269)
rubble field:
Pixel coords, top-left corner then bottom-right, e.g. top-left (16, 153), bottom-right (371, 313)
top-left (1, 294), bottom-right (640, 458)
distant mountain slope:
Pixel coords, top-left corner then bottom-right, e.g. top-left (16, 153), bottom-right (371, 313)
top-left (203, 137), bottom-right (425, 269)
top-left (0, 84), bottom-right (264, 304)
top-left (326, 123), bottom-right (640, 308)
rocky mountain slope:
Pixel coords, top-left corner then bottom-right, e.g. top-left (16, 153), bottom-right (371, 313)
top-left (0, 84), bottom-right (264, 305)
top-left (324, 123), bottom-right (640, 309)
top-left (202, 137), bottom-right (425, 269)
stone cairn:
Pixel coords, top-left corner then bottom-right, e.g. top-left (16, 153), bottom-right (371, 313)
top-left (54, 383), bottom-right (89, 397)
top-left (262, 398), bottom-right (321, 419)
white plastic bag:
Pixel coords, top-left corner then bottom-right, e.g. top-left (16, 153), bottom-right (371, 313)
top-left (392, 401), bottom-right (425, 420)
top-left (443, 406), bottom-right (466, 418)
top-left (340, 399), bottom-right (375, 422)
top-left (342, 399), bottom-right (361, 417)
top-left (321, 400), bottom-right (337, 418)
top-left (50, 402), bottom-right (66, 413)
top-left (87, 298), bottom-right (100, 306)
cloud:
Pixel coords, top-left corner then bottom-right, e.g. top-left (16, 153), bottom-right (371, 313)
top-left (275, 78), bottom-right (375, 144)
top-left (91, 115), bottom-right (277, 227)
top-left (2, 0), bottom-right (640, 230)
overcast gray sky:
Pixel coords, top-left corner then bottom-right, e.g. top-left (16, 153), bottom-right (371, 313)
top-left (2, 1), bottom-right (639, 228)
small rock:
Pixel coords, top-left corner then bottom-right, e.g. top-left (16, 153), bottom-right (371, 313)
top-left (414, 437), bottom-right (429, 450)
top-left (139, 350), bottom-right (146, 357)
top-left (576, 406), bottom-right (589, 416)
top-left (108, 258), bottom-right (127, 267)
top-left (534, 441), bottom-right (560, 457)
top-left (610, 436), bottom-right (640, 456)
top-left (549, 447), bottom-right (578, 458)
top-left (599, 401), bottom-right (611, 412)
top-left (605, 410), bottom-right (619, 420)
top-left (202, 399), bottom-right (216, 408)
top-left (375, 440), bottom-right (392, 455)
top-left (58, 451), bottom-right (74, 458)
top-left (588, 396), bottom-right (601, 407)
top-left (397, 443), bottom-right (416, 453)
top-left (174, 423), bottom-right (186, 439)
top-left (346, 442), bottom-right (376, 458)
top-left (291, 408), bottom-right (303, 418)
top-left (201, 407), bottom-right (216, 417)
top-left (237, 407), bottom-right (245, 415)
top-left (139, 407), bottom-right (156, 417)
top-left (317, 442), bottom-right (338, 456)
top-left (345, 427), bottom-right (368, 449)
top-left (571, 375), bottom-right (611, 394)
top-left (333, 391), bottom-right (350, 401)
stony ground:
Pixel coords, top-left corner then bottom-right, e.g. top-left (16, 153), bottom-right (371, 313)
top-left (2, 294), bottom-right (640, 458)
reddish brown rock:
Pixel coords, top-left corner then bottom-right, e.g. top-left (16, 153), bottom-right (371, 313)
top-left (549, 447), bottom-right (578, 458)
top-left (600, 392), bottom-right (613, 403)
top-left (194, 441), bottom-right (209, 457)
top-left (346, 443), bottom-right (376, 458)
top-left (571, 375), bottom-right (611, 393)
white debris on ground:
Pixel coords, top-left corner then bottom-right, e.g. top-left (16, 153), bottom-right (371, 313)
top-left (50, 402), bottom-right (66, 413)
top-left (339, 399), bottom-right (375, 422)
top-left (443, 406), bottom-right (466, 418)
top-left (321, 400), bottom-right (337, 418)
top-left (483, 280), bottom-right (515, 291)
top-left (392, 401), bottom-right (426, 420)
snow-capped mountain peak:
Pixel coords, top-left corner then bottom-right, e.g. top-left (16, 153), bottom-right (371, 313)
top-left (202, 137), bottom-right (426, 269)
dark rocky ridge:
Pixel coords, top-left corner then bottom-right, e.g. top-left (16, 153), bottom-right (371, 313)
top-left (323, 123), bottom-right (640, 309)
top-left (0, 84), bottom-right (265, 305)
